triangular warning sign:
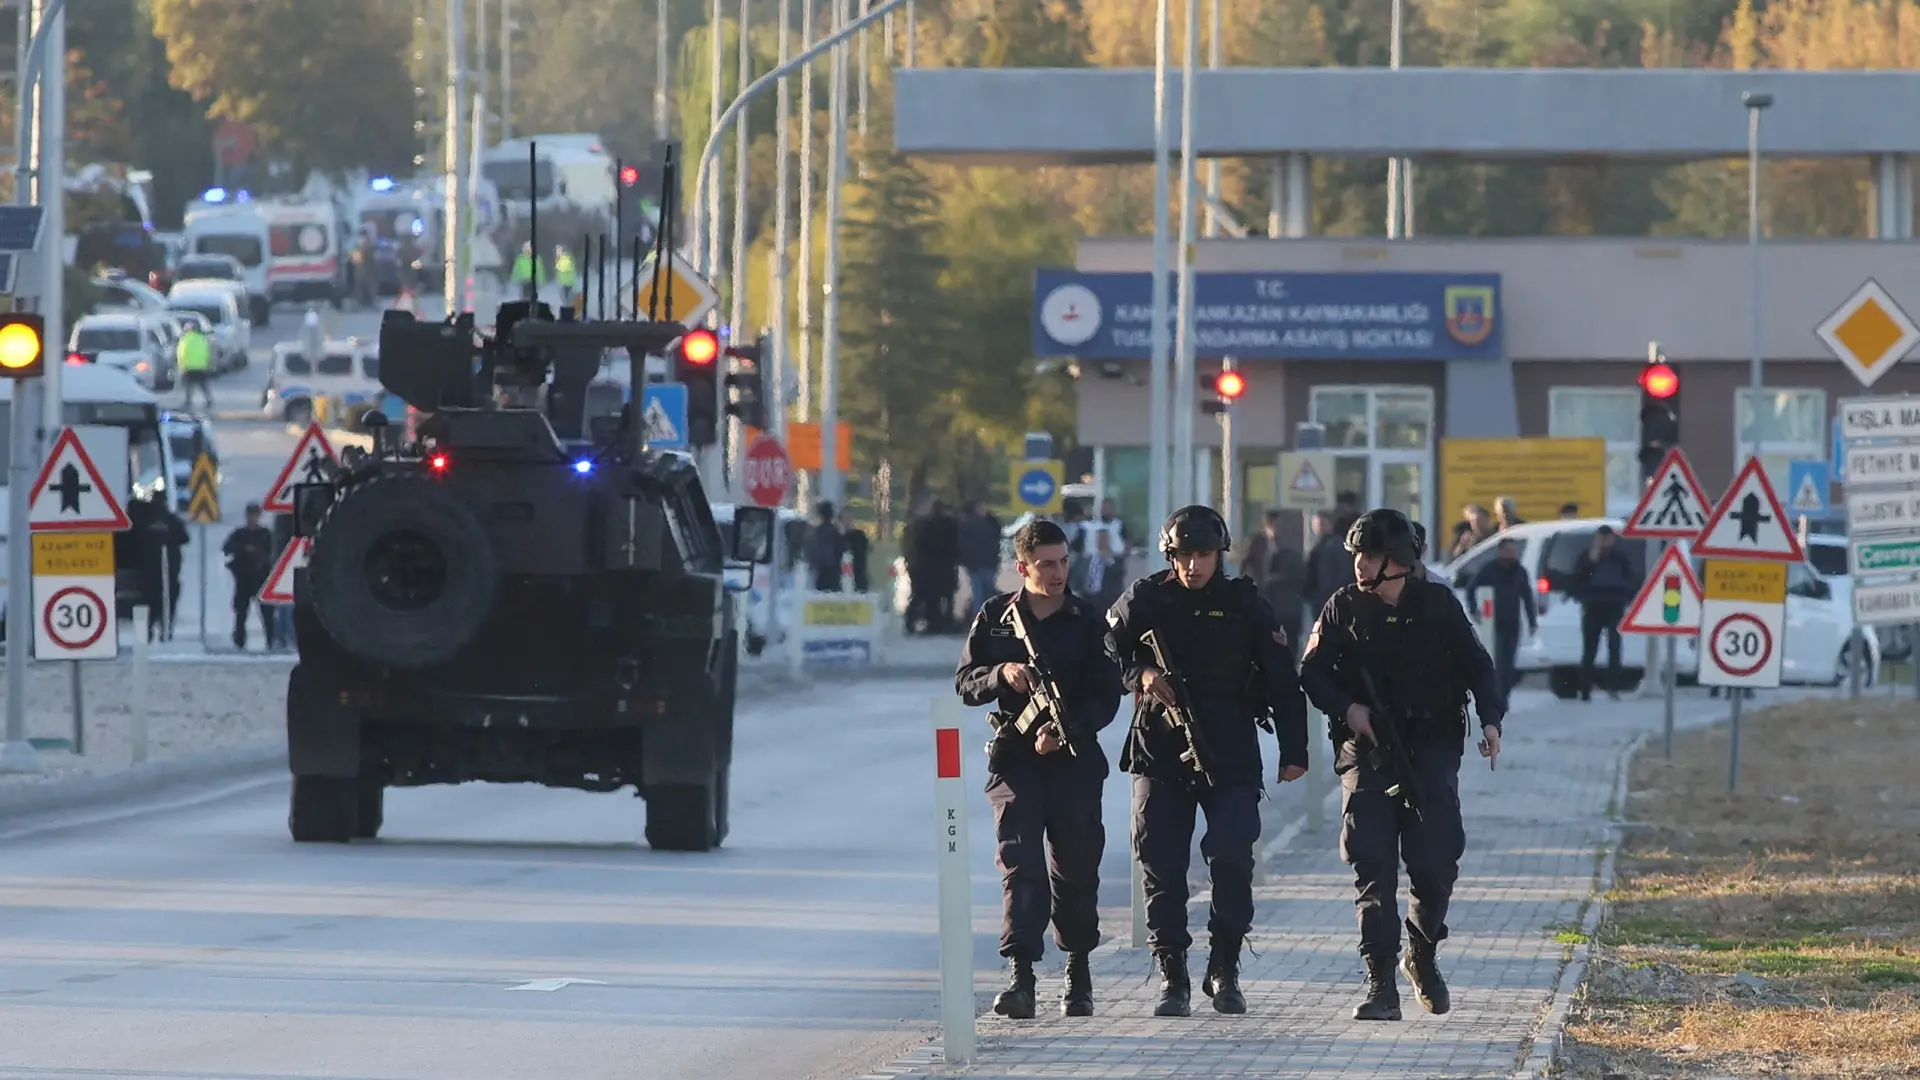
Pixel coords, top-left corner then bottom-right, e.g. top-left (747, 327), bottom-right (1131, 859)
top-left (258, 538), bottom-right (310, 605)
top-left (1790, 472), bottom-right (1825, 514)
top-left (28, 427), bottom-right (131, 531)
top-left (642, 397), bottom-right (682, 444)
top-left (1619, 546), bottom-right (1704, 636)
top-left (1693, 457), bottom-right (1806, 563)
top-left (1289, 460), bottom-right (1326, 495)
top-left (263, 424), bottom-right (340, 513)
top-left (1621, 447), bottom-right (1710, 541)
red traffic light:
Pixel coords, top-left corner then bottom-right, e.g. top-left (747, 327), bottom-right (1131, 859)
top-left (1639, 362), bottom-right (1679, 399)
top-left (680, 328), bottom-right (719, 366)
top-left (620, 165), bottom-right (640, 186)
top-left (1215, 370), bottom-right (1246, 400)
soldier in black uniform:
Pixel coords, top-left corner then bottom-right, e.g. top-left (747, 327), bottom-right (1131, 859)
top-left (1105, 505), bottom-right (1309, 1017)
top-left (956, 520), bottom-right (1124, 1019)
top-left (1297, 508), bottom-right (1506, 1021)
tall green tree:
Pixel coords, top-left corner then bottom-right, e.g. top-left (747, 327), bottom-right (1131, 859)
top-left (152, 0), bottom-right (415, 178)
top-left (837, 100), bottom-right (960, 498)
top-left (70, 0), bottom-right (213, 223)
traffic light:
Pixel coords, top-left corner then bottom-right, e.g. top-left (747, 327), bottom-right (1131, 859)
top-left (1200, 368), bottom-right (1247, 415)
top-left (619, 164), bottom-right (640, 187)
top-left (674, 327), bottom-right (721, 446)
top-left (1637, 349), bottom-right (1681, 479)
top-left (0, 313), bottom-right (44, 379)
top-left (724, 333), bottom-right (771, 431)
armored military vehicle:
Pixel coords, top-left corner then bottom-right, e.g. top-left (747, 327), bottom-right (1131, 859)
top-left (280, 298), bottom-right (774, 850)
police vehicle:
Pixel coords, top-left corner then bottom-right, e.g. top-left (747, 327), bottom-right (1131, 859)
top-left (281, 300), bottom-right (774, 851)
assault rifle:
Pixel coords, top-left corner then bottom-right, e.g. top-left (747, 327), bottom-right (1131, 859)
top-left (1357, 668), bottom-right (1425, 821)
top-left (990, 598), bottom-right (1077, 755)
top-left (1140, 629), bottom-right (1215, 789)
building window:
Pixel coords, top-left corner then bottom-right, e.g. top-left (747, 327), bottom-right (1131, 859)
top-left (1309, 386), bottom-right (1435, 527)
top-left (1735, 388), bottom-right (1827, 494)
top-left (1547, 387), bottom-right (1640, 514)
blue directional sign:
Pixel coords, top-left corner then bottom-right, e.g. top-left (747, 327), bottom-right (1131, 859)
top-left (1787, 459), bottom-right (1834, 518)
top-left (1032, 269), bottom-right (1504, 361)
top-left (1016, 467), bottom-right (1057, 508)
top-left (640, 382), bottom-right (689, 450)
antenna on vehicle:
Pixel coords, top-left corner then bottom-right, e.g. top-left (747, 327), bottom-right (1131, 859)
top-left (647, 143), bottom-right (677, 322)
top-left (613, 158), bottom-right (626, 319)
top-left (526, 140), bottom-right (540, 311)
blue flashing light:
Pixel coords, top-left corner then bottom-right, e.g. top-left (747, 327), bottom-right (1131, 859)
top-left (235, 190), bottom-right (251, 203)
top-left (371, 176), bottom-right (396, 193)
top-left (572, 459), bottom-right (594, 474)
top-left (408, 217), bottom-right (426, 237)
top-left (202, 187), bottom-right (227, 203)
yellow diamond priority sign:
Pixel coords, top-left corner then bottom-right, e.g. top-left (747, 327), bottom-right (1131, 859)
top-left (625, 252), bottom-right (720, 327)
top-left (1815, 278), bottom-right (1920, 389)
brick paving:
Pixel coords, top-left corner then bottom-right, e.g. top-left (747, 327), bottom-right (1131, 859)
top-left (859, 689), bottom-right (1756, 1080)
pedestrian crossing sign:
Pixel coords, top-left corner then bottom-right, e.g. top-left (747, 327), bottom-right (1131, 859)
top-left (640, 382), bottom-right (689, 450)
top-left (1622, 447), bottom-right (1710, 541)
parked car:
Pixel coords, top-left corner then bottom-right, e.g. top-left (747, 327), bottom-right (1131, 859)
top-left (1803, 531), bottom-right (1911, 661)
top-left (90, 273), bottom-right (170, 316)
top-left (712, 501), bottom-right (810, 656)
top-left (1439, 517), bottom-right (1880, 698)
top-left (66, 312), bottom-right (172, 391)
top-left (166, 284), bottom-right (250, 372)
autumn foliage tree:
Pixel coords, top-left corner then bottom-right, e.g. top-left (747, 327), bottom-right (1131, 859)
top-left (151, 0), bottom-right (416, 178)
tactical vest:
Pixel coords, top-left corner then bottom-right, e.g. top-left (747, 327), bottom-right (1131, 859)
top-left (1158, 579), bottom-right (1257, 702)
top-left (1344, 583), bottom-right (1467, 739)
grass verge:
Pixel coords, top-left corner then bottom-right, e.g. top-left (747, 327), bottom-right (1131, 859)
top-left (1557, 698), bottom-right (1920, 1079)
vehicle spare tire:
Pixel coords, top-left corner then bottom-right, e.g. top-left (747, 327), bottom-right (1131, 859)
top-left (308, 472), bottom-right (500, 668)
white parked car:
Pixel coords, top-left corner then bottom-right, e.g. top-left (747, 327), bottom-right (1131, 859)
top-left (67, 312), bottom-right (172, 391)
top-left (167, 281), bottom-right (251, 371)
top-left (1439, 517), bottom-right (1880, 699)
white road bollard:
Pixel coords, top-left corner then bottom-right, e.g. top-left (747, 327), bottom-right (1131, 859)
top-left (130, 606), bottom-right (149, 764)
top-left (931, 696), bottom-right (977, 1065)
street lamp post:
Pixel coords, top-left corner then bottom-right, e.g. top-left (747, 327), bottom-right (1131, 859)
top-left (1730, 88), bottom-right (1771, 795)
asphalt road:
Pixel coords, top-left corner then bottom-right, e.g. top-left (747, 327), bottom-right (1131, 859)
top-left (0, 675), bottom-right (1192, 1080)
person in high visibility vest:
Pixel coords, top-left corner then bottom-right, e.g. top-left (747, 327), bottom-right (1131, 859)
top-left (509, 242), bottom-right (546, 299)
top-left (553, 245), bottom-right (578, 305)
top-left (177, 322), bottom-right (214, 412)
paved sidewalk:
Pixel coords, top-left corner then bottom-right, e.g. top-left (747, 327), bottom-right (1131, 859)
top-left (863, 687), bottom-right (1762, 1080)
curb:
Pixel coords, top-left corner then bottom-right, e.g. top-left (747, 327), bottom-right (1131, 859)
top-left (0, 661), bottom-right (954, 822)
top-left (1509, 727), bottom-right (1651, 1079)
top-left (0, 741), bottom-right (287, 824)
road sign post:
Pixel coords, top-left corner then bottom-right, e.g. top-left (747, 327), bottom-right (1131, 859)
top-left (1621, 447), bottom-right (1711, 541)
top-left (1619, 545), bottom-right (1704, 757)
top-left (1815, 279), bottom-right (1920, 389)
top-left (1837, 395), bottom-right (1920, 702)
top-left (742, 434), bottom-right (791, 508)
top-left (930, 696), bottom-right (976, 1065)
top-left (1698, 560), bottom-right (1787, 791)
top-left (1009, 459), bottom-right (1064, 516)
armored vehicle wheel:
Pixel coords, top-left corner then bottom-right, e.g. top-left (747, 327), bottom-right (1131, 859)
top-left (289, 776), bottom-right (358, 843)
top-left (644, 770), bottom-right (727, 852)
top-left (308, 473), bottom-right (501, 669)
top-left (355, 776), bottom-right (385, 839)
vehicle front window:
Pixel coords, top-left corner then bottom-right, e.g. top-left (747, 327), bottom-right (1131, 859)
top-left (483, 159), bottom-right (555, 201)
top-left (316, 354), bottom-right (354, 376)
top-left (172, 303), bottom-right (225, 326)
top-left (281, 353), bottom-right (312, 376)
top-left (189, 235), bottom-right (261, 268)
top-left (361, 356), bottom-right (380, 379)
top-left (1805, 543), bottom-right (1848, 578)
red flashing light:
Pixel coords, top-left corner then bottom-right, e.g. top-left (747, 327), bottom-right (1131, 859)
top-left (1639, 362), bottom-right (1680, 399)
top-left (620, 165), bottom-right (640, 186)
top-left (428, 453), bottom-right (449, 472)
top-left (65, 352), bottom-right (86, 366)
top-left (1215, 371), bottom-right (1246, 400)
top-left (1537, 576), bottom-right (1551, 594)
top-left (680, 329), bottom-right (719, 366)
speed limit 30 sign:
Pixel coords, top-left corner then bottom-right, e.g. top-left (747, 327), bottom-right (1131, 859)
top-left (33, 575), bottom-right (118, 661)
top-left (1698, 560), bottom-right (1787, 689)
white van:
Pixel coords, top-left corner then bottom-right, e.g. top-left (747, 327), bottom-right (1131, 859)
top-left (182, 193), bottom-right (272, 323)
top-left (166, 284), bottom-right (250, 371)
top-left (711, 502), bottom-right (810, 655)
top-left (1439, 517), bottom-right (1880, 697)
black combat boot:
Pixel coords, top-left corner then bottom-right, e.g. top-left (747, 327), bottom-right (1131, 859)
top-left (1352, 956), bottom-right (1403, 1021)
top-left (1403, 939), bottom-right (1451, 1014)
top-left (1061, 952), bottom-right (1094, 1017)
top-left (1152, 949), bottom-right (1191, 1017)
top-left (1201, 937), bottom-right (1246, 1014)
top-left (992, 958), bottom-right (1037, 1020)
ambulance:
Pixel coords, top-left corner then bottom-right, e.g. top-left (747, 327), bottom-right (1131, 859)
top-left (481, 133), bottom-right (618, 226)
top-left (262, 197), bottom-right (346, 307)
top-left (182, 189), bottom-right (271, 324)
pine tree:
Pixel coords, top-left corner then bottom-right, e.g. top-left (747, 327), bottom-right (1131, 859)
top-left (837, 98), bottom-right (960, 498)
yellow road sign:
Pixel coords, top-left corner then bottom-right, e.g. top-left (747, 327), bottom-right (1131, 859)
top-left (187, 451), bottom-right (220, 524)
top-left (1815, 279), bottom-right (1920, 388)
top-left (1702, 559), bottom-right (1787, 604)
top-left (628, 252), bottom-right (720, 325)
top-left (31, 532), bottom-right (113, 576)
top-left (1440, 436), bottom-right (1608, 524)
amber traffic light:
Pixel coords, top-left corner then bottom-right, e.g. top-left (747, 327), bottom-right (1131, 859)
top-left (0, 313), bottom-right (45, 379)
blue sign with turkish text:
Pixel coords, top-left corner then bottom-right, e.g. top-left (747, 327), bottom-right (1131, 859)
top-left (1033, 269), bottom-right (1503, 361)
